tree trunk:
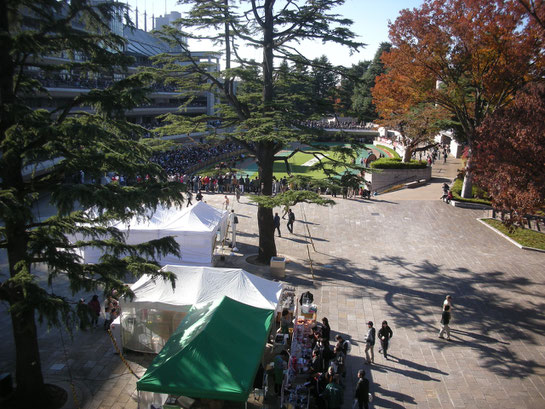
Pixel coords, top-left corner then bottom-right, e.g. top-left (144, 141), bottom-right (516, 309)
top-left (256, 142), bottom-right (277, 263)
top-left (461, 146), bottom-right (473, 198)
top-left (11, 306), bottom-right (49, 406)
top-left (402, 147), bottom-right (412, 162)
top-left (256, 0), bottom-right (277, 264)
top-left (3, 168), bottom-right (49, 405)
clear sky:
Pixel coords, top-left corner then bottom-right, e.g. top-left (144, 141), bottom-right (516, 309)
top-left (126, 0), bottom-right (423, 66)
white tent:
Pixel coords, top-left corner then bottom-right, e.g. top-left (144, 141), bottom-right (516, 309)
top-left (75, 201), bottom-right (228, 266)
top-left (117, 266), bottom-right (284, 353)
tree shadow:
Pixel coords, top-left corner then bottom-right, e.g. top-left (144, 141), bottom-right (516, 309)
top-left (371, 361), bottom-right (441, 382)
top-left (386, 354), bottom-right (448, 376)
top-left (372, 382), bottom-right (417, 408)
top-left (294, 252), bottom-right (545, 380)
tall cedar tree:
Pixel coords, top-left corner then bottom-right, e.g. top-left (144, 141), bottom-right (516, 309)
top-left (0, 1), bottom-right (184, 406)
top-left (379, 0), bottom-right (543, 198)
top-left (351, 42), bottom-right (391, 122)
top-left (473, 83), bottom-right (545, 222)
top-left (335, 60), bottom-right (369, 116)
top-left (150, 0), bottom-right (362, 262)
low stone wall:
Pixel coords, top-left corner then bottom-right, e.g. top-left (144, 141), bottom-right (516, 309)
top-left (365, 166), bottom-right (432, 193)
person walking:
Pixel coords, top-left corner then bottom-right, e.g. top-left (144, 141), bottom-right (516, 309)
top-left (186, 190), bottom-right (193, 207)
top-left (439, 305), bottom-right (451, 340)
top-left (223, 195), bottom-right (230, 210)
top-left (287, 208), bottom-right (295, 233)
top-left (378, 320), bottom-right (393, 359)
top-left (87, 295), bottom-right (101, 328)
top-left (273, 212), bottom-right (281, 237)
top-left (355, 369), bottom-right (370, 409)
top-left (443, 295), bottom-right (453, 312)
top-left (229, 209), bottom-right (238, 252)
top-left (364, 321), bottom-right (375, 364)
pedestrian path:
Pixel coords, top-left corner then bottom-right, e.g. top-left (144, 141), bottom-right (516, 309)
top-left (379, 157), bottom-right (461, 201)
top-left (1, 155), bottom-right (544, 409)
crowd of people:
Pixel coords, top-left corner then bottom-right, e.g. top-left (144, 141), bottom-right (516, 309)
top-left (298, 120), bottom-right (375, 130)
top-left (151, 141), bottom-right (243, 176)
top-left (272, 294), bottom-right (454, 409)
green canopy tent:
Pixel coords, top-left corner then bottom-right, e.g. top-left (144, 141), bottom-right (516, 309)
top-left (137, 296), bottom-right (274, 404)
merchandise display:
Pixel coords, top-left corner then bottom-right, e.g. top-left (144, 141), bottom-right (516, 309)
top-left (280, 294), bottom-right (318, 409)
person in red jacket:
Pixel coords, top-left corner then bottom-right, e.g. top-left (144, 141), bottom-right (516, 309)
top-left (87, 295), bottom-right (101, 328)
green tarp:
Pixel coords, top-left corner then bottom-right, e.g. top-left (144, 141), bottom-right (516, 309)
top-left (136, 296), bottom-right (273, 401)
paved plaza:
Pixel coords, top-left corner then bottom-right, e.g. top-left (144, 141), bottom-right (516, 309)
top-left (1, 158), bottom-right (545, 409)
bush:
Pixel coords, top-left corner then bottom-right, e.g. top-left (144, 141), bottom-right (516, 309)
top-left (370, 158), bottom-right (428, 169)
top-left (450, 179), bottom-right (492, 205)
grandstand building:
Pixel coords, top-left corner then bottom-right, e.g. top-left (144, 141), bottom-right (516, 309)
top-left (22, 5), bottom-right (220, 131)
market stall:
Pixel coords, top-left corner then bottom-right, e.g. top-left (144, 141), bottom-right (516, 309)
top-left (71, 201), bottom-right (228, 266)
top-left (136, 296), bottom-right (274, 409)
top-left (279, 294), bottom-right (319, 409)
top-left (119, 265), bottom-right (284, 353)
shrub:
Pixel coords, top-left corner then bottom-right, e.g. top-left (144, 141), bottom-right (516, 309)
top-left (450, 179), bottom-right (492, 205)
top-left (370, 158), bottom-right (428, 169)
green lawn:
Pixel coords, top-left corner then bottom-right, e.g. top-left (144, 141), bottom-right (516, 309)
top-left (197, 143), bottom-right (375, 179)
top-left (483, 219), bottom-right (545, 250)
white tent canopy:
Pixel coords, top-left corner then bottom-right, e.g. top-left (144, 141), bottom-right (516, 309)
top-left (118, 265), bottom-right (283, 353)
top-left (74, 201), bottom-right (228, 266)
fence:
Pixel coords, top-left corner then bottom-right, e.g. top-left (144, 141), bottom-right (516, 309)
top-left (487, 209), bottom-right (545, 233)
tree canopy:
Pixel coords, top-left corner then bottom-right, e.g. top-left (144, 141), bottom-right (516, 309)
top-left (150, 0), bottom-right (363, 262)
top-left (473, 82), bottom-right (545, 222)
top-left (0, 1), bottom-right (183, 406)
top-left (351, 42), bottom-right (391, 122)
top-left (378, 0), bottom-right (543, 197)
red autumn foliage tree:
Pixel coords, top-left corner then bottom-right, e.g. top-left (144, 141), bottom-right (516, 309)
top-left (473, 82), bottom-right (545, 221)
top-left (517, 0), bottom-right (545, 32)
top-left (377, 0), bottom-right (544, 197)
top-left (373, 62), bottom-right (448, 162)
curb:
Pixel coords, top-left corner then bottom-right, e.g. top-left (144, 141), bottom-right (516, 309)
top-left (477, 218), bottom-right (545, 253)
top-left (451, 201), bottom-right (492, 210)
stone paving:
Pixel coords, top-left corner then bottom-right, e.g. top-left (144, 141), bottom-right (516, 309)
top-left (1, 158), bottom-right (545, 409)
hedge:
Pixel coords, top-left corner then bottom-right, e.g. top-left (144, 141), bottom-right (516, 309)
top-left (450, 179), bottom-right (492, 205)
top-left (370, 157), bottom-right (428, 169)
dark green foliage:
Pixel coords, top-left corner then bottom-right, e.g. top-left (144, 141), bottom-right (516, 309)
top-left (0, 1), bottom-right (184, 405)
top-left (250, 190), bottom-right (335, 208)
top-left (336, 61), bottom-right (370, 116)
top-left (370, 158), bottom-right (428, 169)
top-left (450, 179), bottom-right (491, 205)
top-left (149, 0), bottom-right (363, 262)
top-left (352, 42), bottom-right (391, 121)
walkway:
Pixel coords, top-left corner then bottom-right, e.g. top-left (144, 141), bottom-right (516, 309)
top-left (1, 156), bottom-right (544, 409)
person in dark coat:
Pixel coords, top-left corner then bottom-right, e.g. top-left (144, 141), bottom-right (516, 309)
top-left (273, 212), bottom-right (281, 237)
top-left (365, 321), bottom-right (376, 364)
top-left (378, 320), bottom-right (394, 359)
top-left (321, 317), bottom-right (331, 343)
top-left (287, 208), bottom-right (295, 233)
top-left (355, 369), bottom-right (370, 409)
